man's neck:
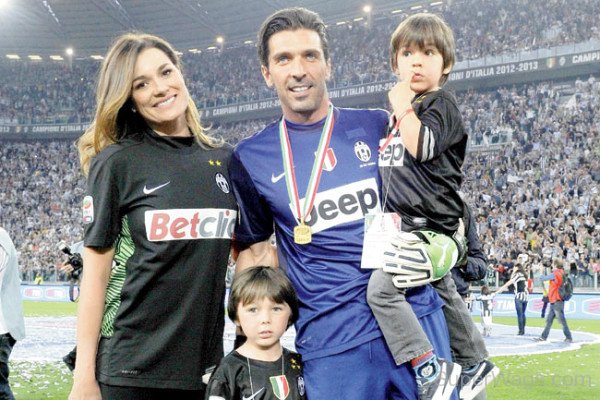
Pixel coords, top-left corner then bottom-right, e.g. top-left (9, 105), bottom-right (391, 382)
top-left (283, 100), bottom-right (330, 124)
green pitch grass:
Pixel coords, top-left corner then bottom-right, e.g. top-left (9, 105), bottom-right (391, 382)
top-left (11, 361), bottom-right (72, 400)
top-left (10, 302), bottom-right (600, 399)
top-left (23, 300), bottom-right (78, 317)
top-left (474, 316), bottom-right (600, 400)
top-left (12, 301), bottom-right (77, 400)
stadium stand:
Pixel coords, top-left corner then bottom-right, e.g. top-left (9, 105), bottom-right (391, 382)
top-left (1, 0), bottom-right (599, 124)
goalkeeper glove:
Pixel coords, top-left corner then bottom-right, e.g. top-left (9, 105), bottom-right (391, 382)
top-left (383, 229), bottom-right (464, 289)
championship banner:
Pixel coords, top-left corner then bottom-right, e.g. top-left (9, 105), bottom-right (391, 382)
top-left (449, 49), bottom-right (600, 82)
top-left (0, 123), bottom-right (88, 135)
top-left (1, 47), bottom-right (598, 131)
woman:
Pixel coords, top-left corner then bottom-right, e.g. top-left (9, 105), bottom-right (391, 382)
top-left (69, 33), bottom-right (237, 400)
top-left (495, 257), bottom-right (529, 336)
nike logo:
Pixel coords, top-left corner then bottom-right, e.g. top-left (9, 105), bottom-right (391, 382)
top-left (143, 181), bottom-right (171, 194)
top-left (243, 387), bottom-right (264, 400)
top-left (271, 172), bottom-right (285, 183)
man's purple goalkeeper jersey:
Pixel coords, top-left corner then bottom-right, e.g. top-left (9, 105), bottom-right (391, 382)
top-left (230, 107), bottom-right (443, 361)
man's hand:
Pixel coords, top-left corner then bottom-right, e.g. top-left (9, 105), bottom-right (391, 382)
top-left (453, 229), bottom-right (468, 267)
top-left (382, 230), bottom-right (461, 288)
top-left (59, 260), bottom-right (75, 274)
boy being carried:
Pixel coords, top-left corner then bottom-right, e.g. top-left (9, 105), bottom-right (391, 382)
top-left (367, 13), bottom-right (498, 400)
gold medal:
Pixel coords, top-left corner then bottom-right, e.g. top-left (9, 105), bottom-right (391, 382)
top-left (280, 104), bottom-right (335, 247)
top-left (294, 223), bottom-right (312, 245)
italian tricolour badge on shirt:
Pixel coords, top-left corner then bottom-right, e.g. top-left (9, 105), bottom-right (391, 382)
top-left (269, 375), bottom-right (290, 399)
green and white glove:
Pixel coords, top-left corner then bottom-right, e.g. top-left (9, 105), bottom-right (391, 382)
top-left (383, 230), bottom-right (463, 289)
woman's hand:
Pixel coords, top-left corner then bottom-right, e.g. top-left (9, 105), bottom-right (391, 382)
top-left (68, 376), bottom-right (102, 400)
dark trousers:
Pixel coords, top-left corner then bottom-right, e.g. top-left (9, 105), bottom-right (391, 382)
top-left (541, 301), bottom-right (572, 340)
top-left (99, 383), bottom-right (204, 400)
top-left (514, 299), bottom-right (528, 335)
top-left (0, 333), bottom-right (16, 400)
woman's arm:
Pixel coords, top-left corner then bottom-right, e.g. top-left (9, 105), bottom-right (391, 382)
top-left (494, 273), bottom-right (516, 295)
top-left (69, 246), bottom-right (114, 400)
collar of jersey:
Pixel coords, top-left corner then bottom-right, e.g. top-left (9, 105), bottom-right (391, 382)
top-left (284, 106), bottom-right (339, 133)
top-left (143, 126), bottom-right (201, 154)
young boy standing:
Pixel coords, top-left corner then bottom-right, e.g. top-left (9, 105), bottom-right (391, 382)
top-left (367, 13), bottom-right (498, 400)
top-left (475, 286), bottom-right (495, 337)
top-left (205, 266), bottom-right (306, 400)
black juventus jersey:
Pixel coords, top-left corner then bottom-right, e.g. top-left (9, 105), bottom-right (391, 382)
top-left (379, 88), bottom-right (467, 234)
top-left (511, 272), bottom-right (529, 302)
top-left (477, 294), bottom-right (494, 317)
top-left (84, 128), bottom-right (237, 390)
top-left (206, 349), bottom-right (306, 400)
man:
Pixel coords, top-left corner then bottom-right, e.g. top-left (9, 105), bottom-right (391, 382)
top-left (0, 228), bottom-right (26, 400)
top-left (535, 259), bottom-right (573, 343)
top-left (230, 8), bottom-right (455, 400)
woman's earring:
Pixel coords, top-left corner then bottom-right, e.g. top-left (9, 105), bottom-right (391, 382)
top-left (131, 107), bottom-right (137, 113)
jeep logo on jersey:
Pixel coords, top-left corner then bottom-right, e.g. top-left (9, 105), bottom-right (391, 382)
top-left (354, 141), bottom-right (372, 162)
top-left (290, 179), bottom-right (380, 233)
top-left (145, 209), bottom-right (236, 241)
top-left (378, 137), bottom-right (405, 167)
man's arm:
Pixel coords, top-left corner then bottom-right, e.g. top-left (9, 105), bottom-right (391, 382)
top-left (228, 150), bottom-right (276, 273)
top-left (460, 205), bottom-right (488, 282)
top-left (539, 272), bottom-right (556, 282)
top-left (235, 240), bottom-right (278, 273)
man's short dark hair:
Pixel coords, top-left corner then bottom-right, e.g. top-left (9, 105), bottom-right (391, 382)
top-left (257, 7), bottom-right (329, 67)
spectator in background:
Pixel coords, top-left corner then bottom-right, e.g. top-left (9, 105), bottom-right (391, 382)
top-left (0, 228), bottom-right (26, 400)
top-left (475, 286), bottom-right (495, 337)
top-left (535, 259), bottom-right (573, 343)
top-left (494, 259), bottom-right (530, 336)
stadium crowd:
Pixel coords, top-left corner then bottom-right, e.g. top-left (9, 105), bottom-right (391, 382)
top-left (1, 0), bottom-right (599, 124)
top-left (0, 141), bottom-right (85, 281)
top-left (1, 75), bottom-right (598, 286)
top-left (460, 76), bottom-right (600, 288)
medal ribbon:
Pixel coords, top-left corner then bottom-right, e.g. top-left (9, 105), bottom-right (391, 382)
top-left (279, 104), bottom-right (335, 224)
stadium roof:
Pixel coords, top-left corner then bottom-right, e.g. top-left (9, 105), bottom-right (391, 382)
top-left (0, 0), bottom-right (434, 59)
